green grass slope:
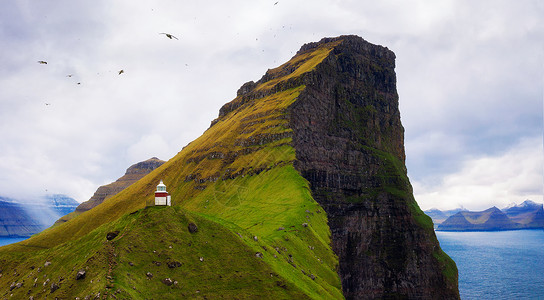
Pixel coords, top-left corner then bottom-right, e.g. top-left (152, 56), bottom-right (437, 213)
top-left (0, 40), bottom-right (343, 299)
top-left (0, 207), bottom-right (319, 299)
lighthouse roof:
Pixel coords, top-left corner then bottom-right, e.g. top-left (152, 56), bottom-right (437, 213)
top-left (156, 180), bottom-right (167, 192)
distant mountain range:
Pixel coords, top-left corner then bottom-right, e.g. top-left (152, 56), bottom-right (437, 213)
top-left (423, 208), bottom-right (467, 225)
top-left (425, 200), bottom-right (544, 231)
top-left (0, 194), bottom-right (78, 237)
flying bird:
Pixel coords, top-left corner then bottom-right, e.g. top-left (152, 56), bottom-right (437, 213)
top-left (274, 1), bottom-right (278, 5)
top-left (45, 103), bottom-right (51, 106)
top-left (37, 61), bottom-right (47, 64)
top-left (66, 74), bottom-right (73, 77)
top-left (118, 69), bottom-right (124, 75)
top-left (159, 33), bottom-right (178, 40)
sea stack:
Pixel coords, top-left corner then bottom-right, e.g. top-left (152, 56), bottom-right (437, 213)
top-left (224, 35), bottom-right (460, 299)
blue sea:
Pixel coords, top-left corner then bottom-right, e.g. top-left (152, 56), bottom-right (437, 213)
top-left (437, 230), bottom-right (544, 300)
top-left (0, 237), bottom-right (28, 247)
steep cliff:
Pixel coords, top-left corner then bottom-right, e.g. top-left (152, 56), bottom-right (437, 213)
top-left (228, 35), bottom-right (459, 299)
top-left (292, 36), bottom-right (457, 299)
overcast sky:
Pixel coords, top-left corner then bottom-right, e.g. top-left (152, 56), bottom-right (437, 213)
top-left (0, 0), bottom-right (542, 210)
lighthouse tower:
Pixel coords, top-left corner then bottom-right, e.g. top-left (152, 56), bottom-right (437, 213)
top-left (154, 180), bottom-right (171, 206)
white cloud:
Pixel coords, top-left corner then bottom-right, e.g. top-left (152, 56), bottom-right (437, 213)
top-left (127, 134), bottom-right (173, 164)
top-left (414, 137), bottom-right (543, 211)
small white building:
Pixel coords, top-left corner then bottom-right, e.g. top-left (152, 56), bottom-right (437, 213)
top-left (155, 180), bottom-right (171, 206)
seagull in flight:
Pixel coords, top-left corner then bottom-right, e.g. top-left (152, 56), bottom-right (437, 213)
top-left (159, 33), bottom-right (178, 40)
top-left (37, 61), bottom-right (47, 64)
top-left (274, 1), bottom-right (279, 5)
top-left (118, 69), bottom-right (124, 75)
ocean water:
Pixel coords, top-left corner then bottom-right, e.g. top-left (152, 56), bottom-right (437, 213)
top-left (0, 237), bottom-right (28, 247)
top-left (436, 230), bottom-right (544, 300)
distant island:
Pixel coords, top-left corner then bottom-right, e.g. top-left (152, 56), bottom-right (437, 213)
top-left (425, 200), bottom-right (544, 231)
top-left (0, 194), bottom-right (78, 237)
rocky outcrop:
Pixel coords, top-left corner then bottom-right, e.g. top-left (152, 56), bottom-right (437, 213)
top-left (55, 157), bottom-right (164, 224)
top-left (215, 35), bottom-right (458, 299)
top-left (212, 35), bottom-right (459, 299)
top-left (286, 36), bottom-right (458, 299)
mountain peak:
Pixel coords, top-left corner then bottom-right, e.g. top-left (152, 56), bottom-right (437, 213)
top-left (126, 157), bottom-right (165, 175)
top-left (519, 199), bottom-right (540, 208)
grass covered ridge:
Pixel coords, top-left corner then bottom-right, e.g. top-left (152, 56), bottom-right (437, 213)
top-left (0, 207), bottom-right (322, 299)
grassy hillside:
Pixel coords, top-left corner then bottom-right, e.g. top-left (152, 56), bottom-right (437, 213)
top-left (0, 40), bottom-right (343, 299)
top-left (0, 206), bottom-right (326, 299)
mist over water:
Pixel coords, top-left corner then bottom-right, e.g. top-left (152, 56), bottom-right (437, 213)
top-left (0, 237), bottom-right (28, 247)
top-left (437, 230), bottom-right (544, 299)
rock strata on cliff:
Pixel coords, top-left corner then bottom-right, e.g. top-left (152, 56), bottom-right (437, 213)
top-left (290, 36), bottom-right (459, 299)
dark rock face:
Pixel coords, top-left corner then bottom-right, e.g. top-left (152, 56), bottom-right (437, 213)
top-left (287, 36), bottom-right (459, 299)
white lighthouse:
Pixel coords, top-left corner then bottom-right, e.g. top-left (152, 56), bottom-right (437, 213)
top-left (154, 180), bottom-right (171, 206)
